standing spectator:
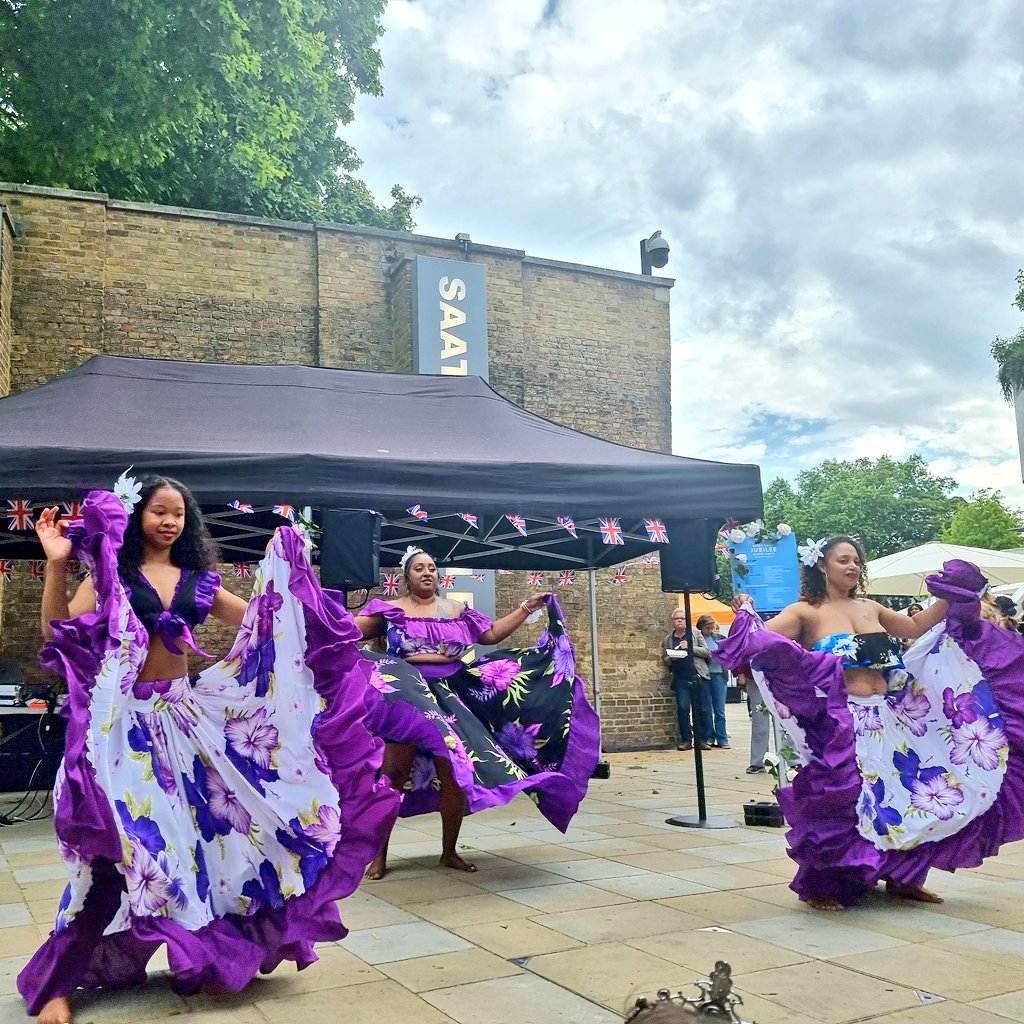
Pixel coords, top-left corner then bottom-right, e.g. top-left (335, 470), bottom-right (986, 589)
top-left (663, 608), bottom-right (712, 751)
top-left (697, 614), bottom-right (730, 748)
top-left (731, 593), bottom-right (769, 773)
top-left (900, 603), bottom-right (925, 651)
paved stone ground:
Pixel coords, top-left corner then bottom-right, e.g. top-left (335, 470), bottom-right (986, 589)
top-left (4, 704), bottom-right (1024, 1023)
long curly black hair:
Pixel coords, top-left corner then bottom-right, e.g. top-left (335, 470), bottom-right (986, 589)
top-left (799, 535), bottom-right (868, 606)
top-left (116, 475), bottom-right (220, 582)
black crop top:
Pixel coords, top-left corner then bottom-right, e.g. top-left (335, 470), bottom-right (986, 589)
top-left (125, 569), bottom-right (220, 655)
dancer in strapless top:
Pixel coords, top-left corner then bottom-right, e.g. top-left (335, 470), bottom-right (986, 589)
top-left (717, 536), bottom-right (1024, 913)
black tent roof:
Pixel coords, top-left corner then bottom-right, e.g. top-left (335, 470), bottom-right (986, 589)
top-left (0, 356), bottom-right (762, 568)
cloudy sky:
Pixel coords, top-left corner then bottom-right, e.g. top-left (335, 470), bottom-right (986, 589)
top-left (346, 0), bottom-right (1024, 506)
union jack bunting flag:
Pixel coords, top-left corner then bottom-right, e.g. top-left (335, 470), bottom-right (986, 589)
top-left (440, 574), bottom-right (457, 589)
top-left (458, 513), bottom-right (478, 529)
top-left (505, 514), bottom-right (527, 537)
top-left (614, 568), bottom-right (628, 585)
top-left (30, 560), bottom-right (46, 583)
top-left (557, 515), bottom-right (577, 538)
top-left (0, 559), bottom-right (11, 582)
top-left (641, 552), bottom-right (661, 566)
top-left (233, 563), bottom-right (254, 578)
top-left (5, 499), bottom-right (34, 531)
top-left (61, 499), bottom-right (83, 519)
top-left (599, 517), bottom-right (624, 545)
top-left (228, 500), bottom-right (254, 514)
top-left (529, 572), bottom-right (543, 586)
top-left (644, 518), bottom-right (669, 543)
top-left (406, 504), bottom-right (429, 521)
top-left (472, 574), bottom-right (486, 581)
top-left (559, 570), bottom-right (576, 587)
top-left (381, 573), bottom-right (401, 596)
top-left (498, 569), bottom-right (513, 575)
top-left (66, 559), bottom-right (81, 577)
top-left (273, 504), bottom-right (296, 522)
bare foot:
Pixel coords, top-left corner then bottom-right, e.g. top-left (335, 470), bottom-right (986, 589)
top-left (37, 995), bottom-right (73, 1024)
top-left (804, 896), bottom-right (845, 911)
top-left (364, 854), bottom-right (387, 881)
top-left (885, 879), bottom-right (943, 903)
top-left (439, 851), bottom-right (477, 872)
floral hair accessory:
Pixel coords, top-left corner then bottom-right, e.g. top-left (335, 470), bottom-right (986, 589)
top-left (400, 545), bottom-right (425, 571)
top-left (797, 537), bottom-right (827, 567)
top-left (113, 467), bottom-right (142, 513)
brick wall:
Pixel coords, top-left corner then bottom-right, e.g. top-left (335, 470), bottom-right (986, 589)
top-left (0, 183), bottom-right (678, 750)
top-left (0, 207), bottom-right (13, 646)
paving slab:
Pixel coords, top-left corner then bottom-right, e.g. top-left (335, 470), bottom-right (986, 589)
top-left (834, 944), bottom-right (1022, 1002)
top-left (256, 979), bottom-right (456, 1024)
top-left (340, 921), bottom-right (473, 964)
top-left (378, 947), bottom-right (523, 992)
top-left (421, 972), bottom-right (621, 1024)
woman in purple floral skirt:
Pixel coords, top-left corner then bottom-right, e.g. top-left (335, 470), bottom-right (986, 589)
top-left (356, 548), bottom-right (600, 879)
top-left (717, 534), bottom-right (1024, 912)
top-left (20, 478), bottom-right (397, 1023)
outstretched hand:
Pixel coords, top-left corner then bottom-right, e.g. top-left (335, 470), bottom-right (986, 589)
top-left (35, 506), bottom-right (73, 564)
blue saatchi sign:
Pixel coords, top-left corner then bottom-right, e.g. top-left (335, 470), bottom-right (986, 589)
top-left (730, 534), bottom-right (799, 613)
top-left (413, 255), bottom-right (488, 380)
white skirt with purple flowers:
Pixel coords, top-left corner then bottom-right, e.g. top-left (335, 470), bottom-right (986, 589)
top-left (852, 627), bottom-right (1008, 852)
top-left (19, 492), bottom-right (397, 1016)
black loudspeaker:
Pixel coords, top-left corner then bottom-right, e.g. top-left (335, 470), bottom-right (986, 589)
top-left (658, 518), bottom-right (721, 592)
top-left (319, 509), bottom-right (381, 590)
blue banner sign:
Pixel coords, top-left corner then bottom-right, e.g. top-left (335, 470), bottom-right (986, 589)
top-left (730, 533), bottom-right (799, 613)
top-left (413, 256), bottom-right (489, 380)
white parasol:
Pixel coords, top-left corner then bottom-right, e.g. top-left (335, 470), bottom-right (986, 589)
top-left (866, 542), bottom-right (1024, 596)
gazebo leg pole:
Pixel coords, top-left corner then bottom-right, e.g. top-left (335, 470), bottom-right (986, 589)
top-left (588, 569), bottom-right (611, 779)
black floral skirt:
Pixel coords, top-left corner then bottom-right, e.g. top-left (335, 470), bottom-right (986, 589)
top-left (361, 599), bottom-right (600, 831)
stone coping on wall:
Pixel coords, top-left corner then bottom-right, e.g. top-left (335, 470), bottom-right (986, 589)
top-left (0, 180), bottom-right (675, 289)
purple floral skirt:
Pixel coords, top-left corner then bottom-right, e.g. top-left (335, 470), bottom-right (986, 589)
top-left (717, 565), bottom-right (1024, 907)
top-left (18, 492), bottom-right (398, 1015)
top-left (361, 598), bottom-right (600, 832)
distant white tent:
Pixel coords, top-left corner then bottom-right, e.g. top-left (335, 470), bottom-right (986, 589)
top-left (866, 542), bottom-right (1024, 596)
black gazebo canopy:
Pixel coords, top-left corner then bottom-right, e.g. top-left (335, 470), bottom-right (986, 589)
top-left (0, 356), bottom-right (762, 569)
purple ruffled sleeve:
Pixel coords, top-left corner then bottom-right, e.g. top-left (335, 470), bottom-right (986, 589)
top-left (193, 570), bottom-right (221, 625)
top-left (362, 598), bottom-right (403, 621)
top-left (460, 605), bottom-right (492, 641)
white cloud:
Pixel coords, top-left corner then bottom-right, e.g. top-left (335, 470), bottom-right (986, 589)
top-left (348, 0), bottom-right (1024, 507)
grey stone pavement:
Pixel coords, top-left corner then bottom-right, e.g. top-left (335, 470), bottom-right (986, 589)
top-left (4, 703), bottom-right (1024, 1023)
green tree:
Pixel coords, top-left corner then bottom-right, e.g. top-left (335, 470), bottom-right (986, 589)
top-left (761, 455), bottom-right (960, 558)
top-left (993, 270), bottom-right (1024, 402)
top-left (712, 550), bottom-right (734, 604)
top-left (0, 0), bottom-right (418, 229)
top-left (941, 488), bottom-right (1023, 549)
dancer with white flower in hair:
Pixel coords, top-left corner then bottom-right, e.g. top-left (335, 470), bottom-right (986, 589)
top-left (356, 547), bottom-right (600, 880)
top-left (717, 534), bottom-right (1024, 911)
top-left (20, 476), bottom-right (397, 1024)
